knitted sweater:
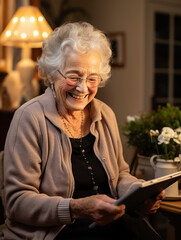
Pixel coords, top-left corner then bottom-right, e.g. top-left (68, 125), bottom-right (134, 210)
top-left (2, 88), bottom-right (141, 240)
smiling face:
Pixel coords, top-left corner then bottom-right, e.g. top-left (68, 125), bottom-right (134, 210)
top-left (54, 50), bottom-right (101, 116)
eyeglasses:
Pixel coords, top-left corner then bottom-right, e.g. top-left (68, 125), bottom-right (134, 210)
top-left (58, 70), bottom-right (102, 88)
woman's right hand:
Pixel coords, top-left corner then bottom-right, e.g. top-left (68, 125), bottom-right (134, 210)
top-left (70, 194), bottom-right (125, 226)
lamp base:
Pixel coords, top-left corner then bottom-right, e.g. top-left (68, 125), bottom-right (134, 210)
top-left (17, 58), bottom-right (38, 101)
top-left (3, 71), bottom-right (22, 109)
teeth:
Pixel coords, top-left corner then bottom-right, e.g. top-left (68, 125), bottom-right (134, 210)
top-left (71, 94), bottom-right (87, 99)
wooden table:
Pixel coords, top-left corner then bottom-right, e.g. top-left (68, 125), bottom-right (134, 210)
top-left (160, 200), bottom-right (181, 240)
top-left (161, 200), bottom-right (181, 214)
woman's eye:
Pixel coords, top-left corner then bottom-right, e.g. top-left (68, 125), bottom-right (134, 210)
top-left (68, 76), bottom-right (79, 80)
top-left (88, 78), bottom-right (97, 82)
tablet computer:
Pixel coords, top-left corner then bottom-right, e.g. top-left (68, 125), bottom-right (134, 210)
top-left (114, 171), bottom-right (181, 211)
top-left (89, 171), bottom-right (181, 229)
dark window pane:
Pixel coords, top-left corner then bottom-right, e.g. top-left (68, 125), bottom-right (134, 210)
top-left (155, 44), bottom-right (169, 68)
top-left (154, 74), bottom-right (168, 98)
top-left (174, 74), bottom-right (181, 98)
top-left (174, 103), bottom-right (181, 108)
top-left (174, 45), bottom-right (181, 69)
top-left (153, 102), bottom-right (167, 111)
top-left (155, 13), bottom-right (169, 39)
top-left (174, 15), bottom-right (181, 41)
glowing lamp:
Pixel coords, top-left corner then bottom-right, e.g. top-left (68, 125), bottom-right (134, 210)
top-left (0, 6), bottom-right (52, 104)
top-left (0, 6), bottom-right (52, 48)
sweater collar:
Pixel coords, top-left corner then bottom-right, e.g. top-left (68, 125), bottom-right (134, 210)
top-left (39, 88), bottom-right (63, 130)
top-left (90, 98), bottom-right (102, 122)
top-left (39, 87), bottom-right (102, 130)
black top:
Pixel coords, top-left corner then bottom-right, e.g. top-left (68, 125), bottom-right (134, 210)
top-left (70, 133), bottom-right (112, 198)
top-left (57, 133), bottom-right (112, 239)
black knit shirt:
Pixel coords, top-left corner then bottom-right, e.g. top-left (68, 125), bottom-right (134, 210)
top-left (70, 133), bottom-right (112, 198)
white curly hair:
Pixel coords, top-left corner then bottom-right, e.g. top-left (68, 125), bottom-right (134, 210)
top-left (37, 22), bottom-right (112, 87)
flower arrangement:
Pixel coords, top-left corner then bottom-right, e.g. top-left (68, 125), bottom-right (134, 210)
top-left (121, 104), bottom-right (181, 158)
top-left (150, 127), bottom-right (181, 160)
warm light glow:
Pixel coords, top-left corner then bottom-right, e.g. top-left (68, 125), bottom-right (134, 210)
top-left (14, 30), bottom-right (19, 36)
top-left (42, 32), bottom-right (48, 38)
top-left (13, 17), bottom-right (18, 23)
top-left (33, 30), bottom-right (39, 37)
top-left (20, 17), bottom-right (25, 22)
top-left (38, 16), bottom-right (43, 22)
top-left (30, 16), bottom-right (35, 22)
top-left (0, 6), bottom-right (52, 47)
top-left (6, 30), bottom-right (11, 37)
top-left (21, 33), bottom-right (27, 39)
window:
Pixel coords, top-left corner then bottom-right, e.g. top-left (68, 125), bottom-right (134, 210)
top-left (153, 12), bottom-right (181, 109)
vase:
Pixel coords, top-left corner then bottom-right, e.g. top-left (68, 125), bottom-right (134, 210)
top-left (150, 155), bottom-right (181, 197)
top-left (135, 155), bottom-right (154, 180)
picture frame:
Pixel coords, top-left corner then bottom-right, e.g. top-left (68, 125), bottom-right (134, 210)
top-left (107, 32), bottom-right (125, 67)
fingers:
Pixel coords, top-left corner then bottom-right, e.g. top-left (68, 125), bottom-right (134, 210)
top-left (146, 200), bottom-right (161, 214)
top-left (91, 196), bottom-right (125, 225)
top-left (94, 203), bottom-right (125, 226)
top-left (70, 194), bottom-right (126, 226)
top-left (137, 195), bottom-right (163, 215)
top-left (92, 194), bottom-right (117, 205)
top-left (144, 190), bottom-right (166, 214)
top-left (156, 190), bottom-right (166, 200)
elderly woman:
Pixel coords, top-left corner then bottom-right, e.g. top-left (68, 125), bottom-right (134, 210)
top-left (2, 22), bottom-right (165, 240)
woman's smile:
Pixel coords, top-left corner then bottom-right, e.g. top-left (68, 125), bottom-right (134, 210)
top-left (67, 92), bottom-right (89, 100)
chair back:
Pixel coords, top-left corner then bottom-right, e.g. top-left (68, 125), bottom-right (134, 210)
top-left (0, 151), bottom-right (5, 225)
top-left (0, 110), bottom-right (14, 151)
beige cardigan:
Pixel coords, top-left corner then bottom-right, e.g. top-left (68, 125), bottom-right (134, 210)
top-left (2, 88), bottom-right (140, 240)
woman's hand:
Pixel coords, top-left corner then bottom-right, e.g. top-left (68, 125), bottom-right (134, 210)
top-left (70, 194), bottom-right (125, 226)
top-left (136, 190), bottom-right (166, 215)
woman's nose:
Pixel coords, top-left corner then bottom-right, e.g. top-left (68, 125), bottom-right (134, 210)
top-left (76, 79), bottom-right (88, 92)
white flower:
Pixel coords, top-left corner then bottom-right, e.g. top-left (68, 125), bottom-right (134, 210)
top-left (158, 127), bottom-right (175, 145)
top-left (158, 134), bottom-right (169, 144)
top-left (127, 115), bottom-right (140, 123)
top-left (162, 127), bottom-right (175, 136)
top-left (174, 157), bottom-right (181, 162)
top-left (150, 129), bottom-right (159, 136)
top-left (173, 132), bottom-right (181, 145)
top-left (175, 127), bottom-right (181, 133)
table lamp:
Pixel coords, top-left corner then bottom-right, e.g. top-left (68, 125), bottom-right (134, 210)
top-left (0, 6), bottom-right (52, 105)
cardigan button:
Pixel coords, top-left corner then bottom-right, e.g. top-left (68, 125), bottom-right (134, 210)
top-left (102, 158), bottom-right (106, 161)
top-left (93, 185), bottom-right (99, 191)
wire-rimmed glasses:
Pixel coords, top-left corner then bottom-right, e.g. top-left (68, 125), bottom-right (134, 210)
top-left (58, 70), bottom-right (102, 88)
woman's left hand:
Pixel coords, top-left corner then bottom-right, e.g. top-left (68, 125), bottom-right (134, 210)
top-left (136, 190), bottom-right (166, 215)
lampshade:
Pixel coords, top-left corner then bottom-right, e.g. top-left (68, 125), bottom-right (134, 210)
top-left (0, 6), bottom-right (52, 48)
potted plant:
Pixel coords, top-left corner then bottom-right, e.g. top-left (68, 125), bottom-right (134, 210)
top-left (121, 104), bottom-right (181, 179)
top-left (150, 127), bottom-right (181, 196)
top-left (150, 127), bottom-right (181, 161)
